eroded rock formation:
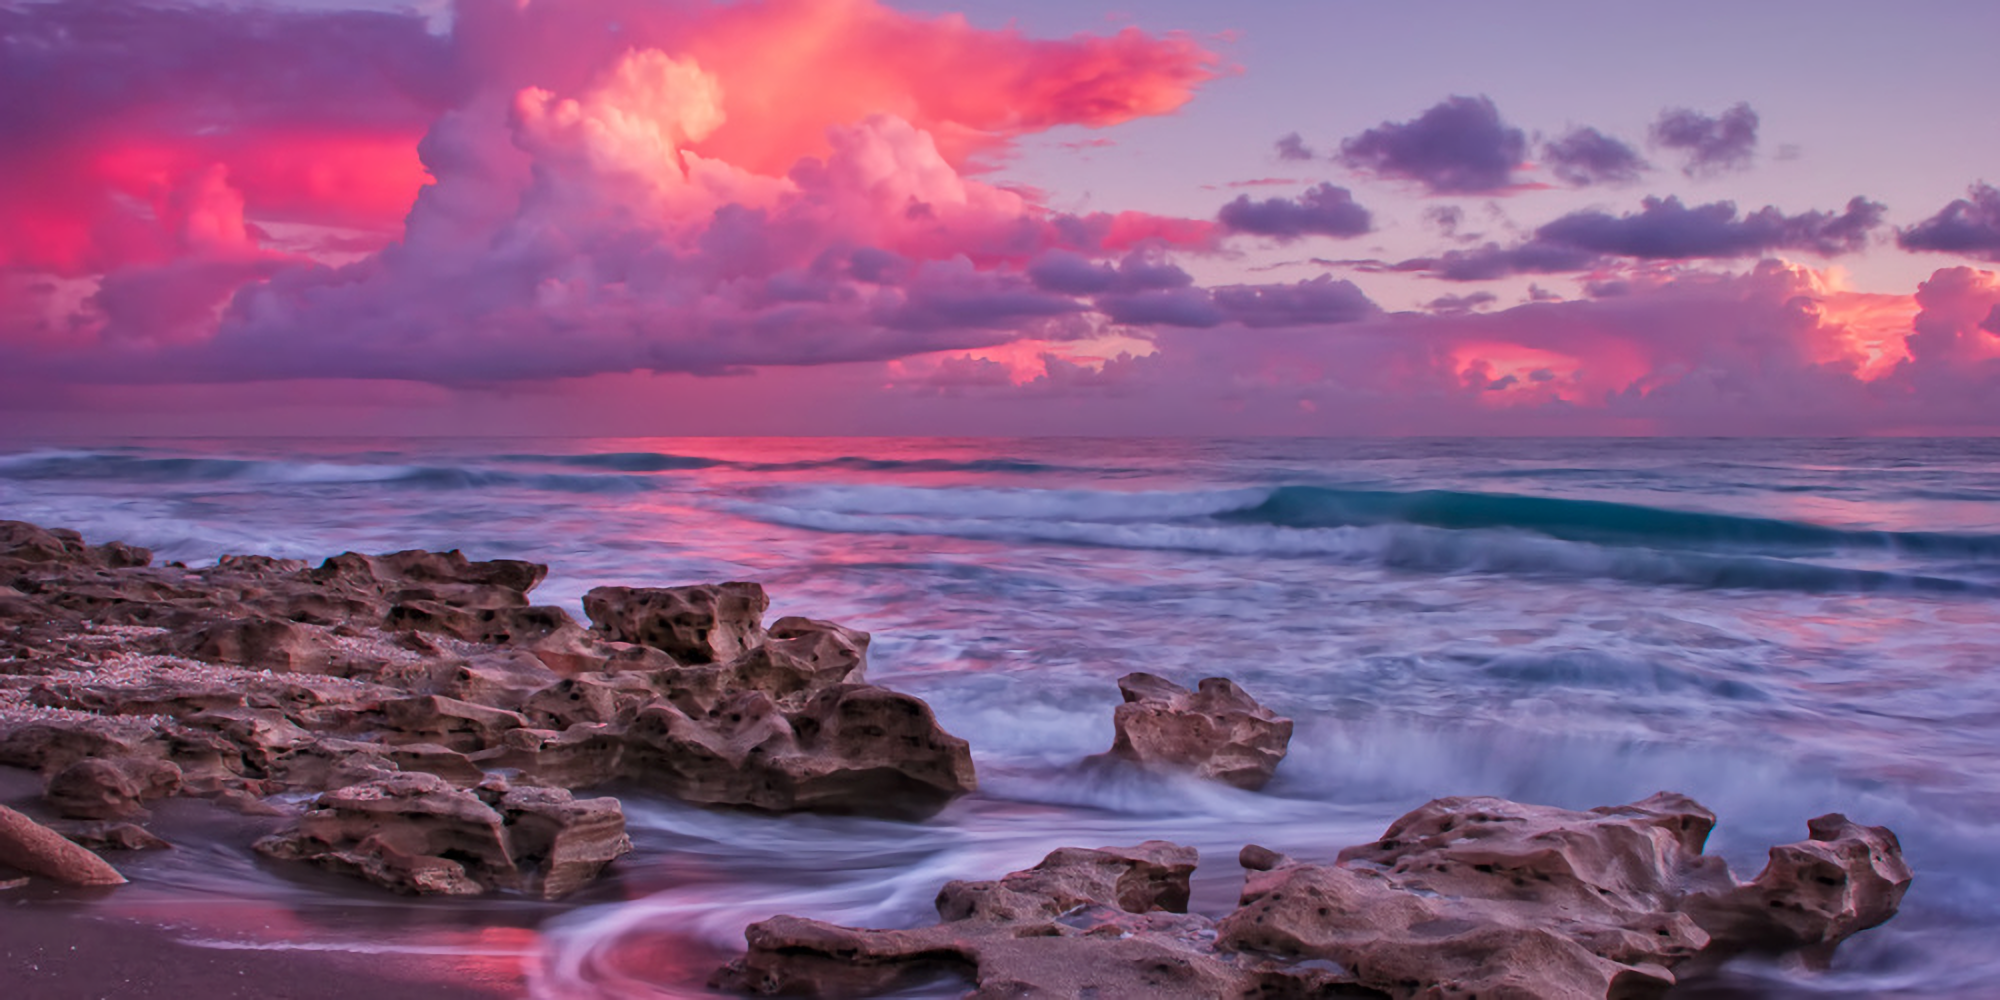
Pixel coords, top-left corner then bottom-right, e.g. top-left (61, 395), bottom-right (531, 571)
top-left (0, 519), bottom-right (975, 895)
top-left (716, 793), bottom-right (1910, 1000)
top-left (1095, 672), bottom-right (1293, 790)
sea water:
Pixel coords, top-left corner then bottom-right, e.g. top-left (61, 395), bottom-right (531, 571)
top-left (2, 437), bottom-right (1996, 997)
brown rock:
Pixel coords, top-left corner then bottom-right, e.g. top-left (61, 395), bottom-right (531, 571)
top-left (1681, 813), bottom-right (1912, 967)
top-left (49, 820), bottom-right (173, 852)
top-left (717, 794), bottom-right (1911, 1000)
top-left (0, 803), bottom-right (127, 886)
top-left (377, 695), bottom-right (526, 751)
top-left (0, 715), bottom-right (166, 773)
top-left (498, 785), bottom-right (633, 898)
top-left (44, 757), bottom-right (184, 820)
top-left (255, 771), bottom-right (629, 898)
top-left (583, 582), bottom-right (769, 663)
top-left (621, 683), bottom-right (977, 819)
top-left (1098, 673), bottom-right (1293, 790)
top-left (714, 842), bottom-right (1273, 1000)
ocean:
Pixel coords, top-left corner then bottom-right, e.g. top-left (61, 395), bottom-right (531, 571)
top-left (2, 436), bottom-right (1996, 998)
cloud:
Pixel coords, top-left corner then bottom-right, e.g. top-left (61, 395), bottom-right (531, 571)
top-left (1425, 291), bottom-right (1498, 314)
top-left (1336, 95), bottom-right (1526, 194)
top-left (1275, 132), bottom-right (1315, 161)
top-left (1541, 127), bottom-right (1646, 186)
top-left (1217, 183), bottom-right (1373, 240)
top-left (1398, 195), bottom-right (1887, 280)
top-left (1536, 195), bottom-right (1885, 258)
top-left (1, 0), bottom-right (1226, 383)
top-left (1094, 273), bottom-right (1379, 330)
top-left (1898, 183), bottom-right (2000, 261)
top-left (1650, 103), bottom-right (1759, 176)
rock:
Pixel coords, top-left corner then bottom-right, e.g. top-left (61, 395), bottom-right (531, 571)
top-left (471, 725), bottom-right (626, 789)
top-left (718, 793), bottom-right (1911, 1000)
top-left (724, 616), bottom-right (870, 707)
top-left (185, 707), bottom-right (314, 770)
top-left (255, 772), bottom-right (630, 898)
top-left (0, 803), bottom-right (127, 886)
top-left (713, 842), bottom-right (1252, 999)
top-left (377, 695), bottom-right (526, 751)
top-left (181, 617), bottom-right (339, 673)
top-left (1681, 813), bottom-right (1912, 967)
top-left (49, 820), bottom-right (173, 852)
top-left (622, 684), bottom-right (977, 819)
top-left (44, 757), bottom-right (184, 820)
top-left (583, 582), bottom-right (769, 663)
top-left (1097, 673), bottom-right (1293, 790)
top-left (497, 785), bottom-right (633, 898)
top-left (0, 715), bottom-right (166, 773)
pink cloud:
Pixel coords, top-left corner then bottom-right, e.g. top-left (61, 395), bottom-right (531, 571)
top-left (1, 0), bottom-right (1223, 384)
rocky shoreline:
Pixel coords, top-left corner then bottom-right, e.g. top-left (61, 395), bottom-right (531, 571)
top-left (0, 519), bottom-right (1911, 998)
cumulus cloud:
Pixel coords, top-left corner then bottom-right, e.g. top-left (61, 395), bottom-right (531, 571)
top-left (1217, 183), bottom-right (1372, 240)
top-left (1541, 127), bottom-right (1646, 186)
top-left (1898, 183), bottom-right (2000, 260)
top-left (1336, 95), bottom-right (1526, 194)
top-left (1651, 103), bottom-right (1759, 176)
top-left (1397, 195), bottom-right (1887, 280)
top-left (1, 0), bottom-right (1229, 383)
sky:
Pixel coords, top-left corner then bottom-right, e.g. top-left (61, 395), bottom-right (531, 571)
top-left (4, 0), bottom-right (2000, 436)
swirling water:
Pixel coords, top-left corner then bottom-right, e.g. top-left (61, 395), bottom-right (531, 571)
top-left (4, 436), bottom-right (1998, 998)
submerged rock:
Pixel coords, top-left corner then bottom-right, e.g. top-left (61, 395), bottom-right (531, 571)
top-left (716, 793), bottom-right (1910, 1000)
top-left (1097, 672), bottom-right (1293, 790)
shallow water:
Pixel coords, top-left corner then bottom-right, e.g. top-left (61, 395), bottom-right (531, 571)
top-left (3, 436), bottom-right (1997, 997)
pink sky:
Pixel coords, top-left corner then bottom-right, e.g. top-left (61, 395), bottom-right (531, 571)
top-left (4, 0), bottom-right (1999, 436)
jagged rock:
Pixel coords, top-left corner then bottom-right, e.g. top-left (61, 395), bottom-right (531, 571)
top-left (497, 785), bottom-right (633, 898)
top-left (1097, 673), bottom-right (1293, 790)
top-left (472, 725), bottom-right (626, 789)
top-left (725, 616), bottom-right (870, 707)
top-left (185, 707), bottom-right (314, 769)
top-left (583, 582), bottom-right (769, 663)
top-left (715, 842), bottom-right (1284, 999)
top-left (623, 683), bottom-right (976, 819)
top-left (49, 820), bottom-right (173, 852)
top-left (377, 695), bottom-right (526, 751)
top-left (44, 757), bottom-right (184, 820)
top-left (181, 617), bottom-right (340, 674)
top-left (0, 803), bottom-right (127, 886)
top-left (254, 772), bottom-right (630, 898)
top-left (28, 674), bottom-right (245, 716)
top-left (718, 794), bottom-right (1911, 1000)
top-left (0, 715), bottom-right (166, 773)
top-left (1680, 813), bottom-right (1912, 967)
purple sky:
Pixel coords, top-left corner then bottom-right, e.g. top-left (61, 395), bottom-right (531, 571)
top-left (4, 0), bottom-right (1999, 436)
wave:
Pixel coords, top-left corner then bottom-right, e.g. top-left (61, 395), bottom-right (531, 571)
top-left (0, 451), bottom-right (652, 495)
top-left (732, 484), bottom-right (1998, 595)
top-left (501, 450), bottom-right (1075, 476)
top-left (1226, 486), bottom-right (2000, 558)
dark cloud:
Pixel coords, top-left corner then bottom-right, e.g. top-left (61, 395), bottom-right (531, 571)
top-left (1650, 103), bottom-right (1759, 176)
top-left (1425, 205), bottom-right (1468, 239)
top-left (1026, 251), bottom-right (1193, 295)
top-left (1898, 183), bottom-right (2000, 260)
top-left (1217, 183), bottom-right (1372, 240)
top-left (1541, 127), bottom-right (1646, 186)
top-left (1336, 95), bottom-right (1526, 194)
top-left (1425, 291), bottom-right (1498, 314)
top-left (1210, 275), bottom-right (1379, 327)
top-left (1536, 195), bottom-right (1885, 258)
top-left (1275, 132), bottom-right (1314, 161)
top-left (1398, 195), bottom-right (1886, 281)
top-left (1096, 287), bottom-right (1224, 328)
top-left (1404, 242), bottom-right (1604, 282)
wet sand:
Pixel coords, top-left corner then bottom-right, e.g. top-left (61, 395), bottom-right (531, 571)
top-left (0, 906), bottom-right (516, 1000)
